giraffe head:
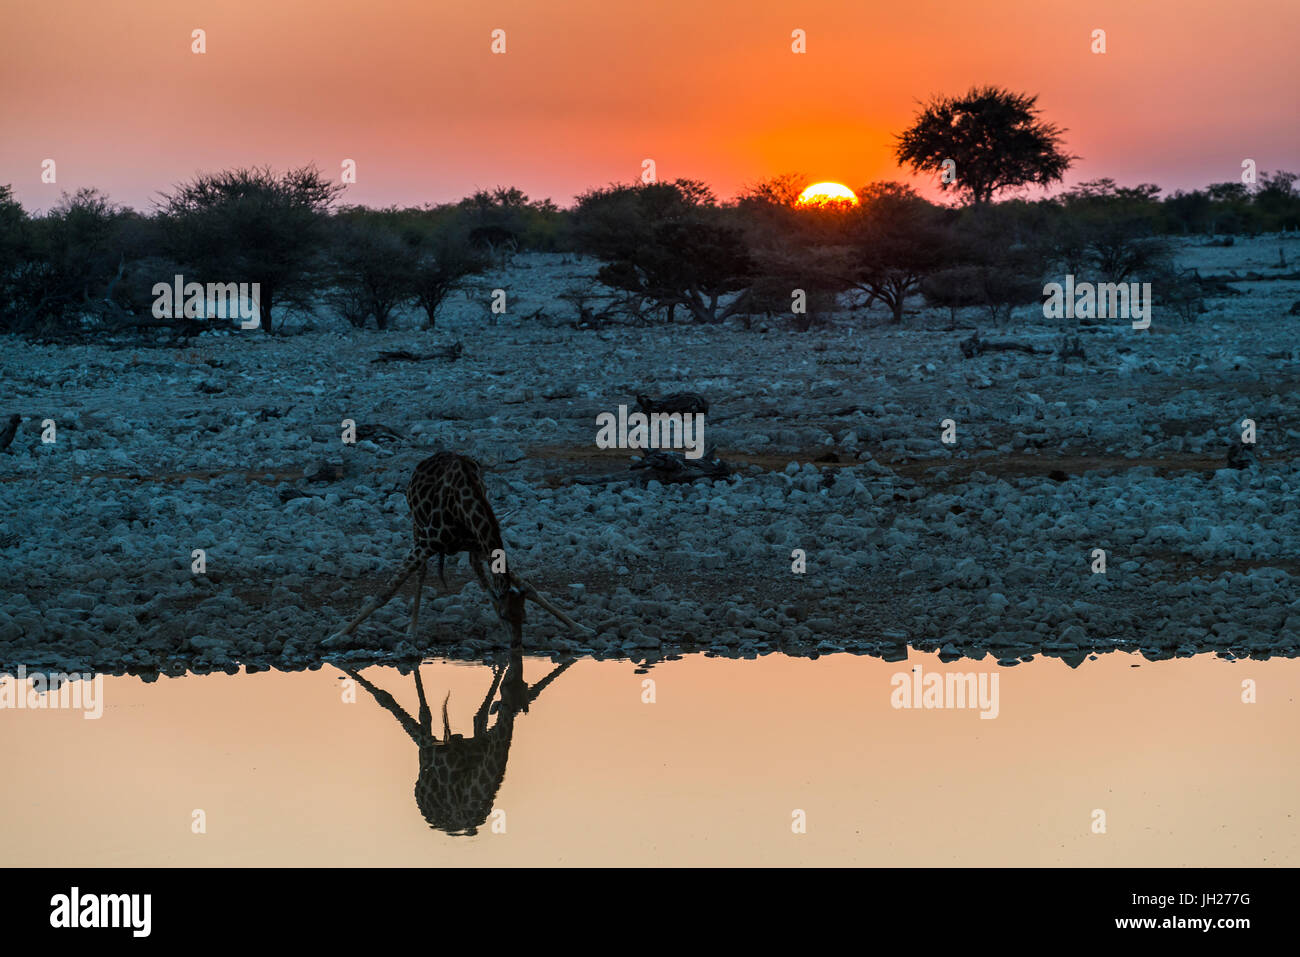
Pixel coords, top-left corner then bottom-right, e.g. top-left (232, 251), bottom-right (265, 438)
top-left (490, 575), bottom-right (527, 645)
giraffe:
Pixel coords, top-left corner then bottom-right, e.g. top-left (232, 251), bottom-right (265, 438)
top-left (342, 652), bottom-right (574, 835)
top-left (323, 450), bottom-right (585, 647)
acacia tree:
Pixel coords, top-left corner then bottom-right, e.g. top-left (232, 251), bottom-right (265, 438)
top-left (325, 208), bottom-right (416, 330)
top-left (571, 179), bottom-right (714, 262)
top-left (1253, 170), bottom-right (1300, 231)
top-left (895, 86), bottom-right (1074, 206)
top-left (160, 165), bottom-right (343, 332)
top-left (454, 186), bottom-right (562, 256)
top-left (404, 211), bottom-right (487, 329)
top-left (728, 175), bottom-right (862, 329)
top-left (639, 219), bottom-right (754, 322)
top-left (840, 183), bottom-right (951, 322)
top-left (0, 186), bottom-right (28, 327)
top-left (590, 218), bottom-right (753, 323)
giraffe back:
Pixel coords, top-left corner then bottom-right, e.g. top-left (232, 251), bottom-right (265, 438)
top-left (412, 655), bottom-right (528, 834)
top-left (414, 716), bottom-right (516, 835)
top-left (406, 451), bottom-right (505, 560)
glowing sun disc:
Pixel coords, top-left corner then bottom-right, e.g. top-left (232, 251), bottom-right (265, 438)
top-left (796, 182), bottom-right (859, 206)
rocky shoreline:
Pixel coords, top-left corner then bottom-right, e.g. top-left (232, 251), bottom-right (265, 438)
top-left (2, 238), bottom-right (1297, 673)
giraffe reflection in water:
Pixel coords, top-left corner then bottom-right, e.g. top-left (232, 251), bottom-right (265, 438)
top-left (343, 652), bottom-right (574, 836)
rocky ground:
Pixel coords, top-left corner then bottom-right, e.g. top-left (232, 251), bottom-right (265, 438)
top-left (2, 235), bottom-right (1298, 673)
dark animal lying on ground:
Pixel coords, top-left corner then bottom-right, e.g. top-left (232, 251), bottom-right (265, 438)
top-left (355, 423), bottom-right (404, 443)
top-left (635, 392), bottom-right (710, 415)
top-left (305, 459), bottom-right (346, 483)
top-left (569, 446), bottom-right (732, 486)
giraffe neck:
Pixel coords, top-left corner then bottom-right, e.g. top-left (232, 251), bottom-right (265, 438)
top-left (466, 469), bottom-right (509, 589)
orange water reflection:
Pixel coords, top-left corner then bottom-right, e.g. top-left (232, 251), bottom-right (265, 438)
top-left (0, 650), bottom-right (1295, 865)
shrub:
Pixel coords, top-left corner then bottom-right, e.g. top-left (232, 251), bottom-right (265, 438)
top-left (160, 165), bottom-right (343, 333)
top-left (841, 183), bottom-right (952, 323)
top-left (401, 212), bottom-right (488, 329)
top-left (325, 208), bottom-right (417, 329)
top-left (573, 180), bottom-right (754, 322)
top-left (951, 204), bottom-right (1054, 325)
top-left (6, 188), bottom-right (134, 334)
top-left (921, 265), bottom-right (985, 327)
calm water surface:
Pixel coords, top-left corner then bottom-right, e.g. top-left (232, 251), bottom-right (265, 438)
top-left (0, 651), bottom-right (1295, 866)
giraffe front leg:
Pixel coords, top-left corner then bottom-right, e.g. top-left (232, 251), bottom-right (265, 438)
top-left (474, 664), bottom-right (506, 733)
top-left (470, 557), bottom-right (492, 595)
top-left (324, 555), bottom-right (421, 646)
top-left (471, 559), bottom-right (522, 646)
top-left (413, 666), bottom-right (432, 731)
top-left (408, 561), bottom-right (429, 641)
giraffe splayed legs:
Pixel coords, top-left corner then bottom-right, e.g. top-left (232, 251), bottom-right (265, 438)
top-left (323, 451), bottom-right (588, 648)
top-left (342, 652), bottom-right (574, 835)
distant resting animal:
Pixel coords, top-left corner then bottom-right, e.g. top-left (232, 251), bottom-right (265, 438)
top-left (635, 392), bottom-right (710, 415)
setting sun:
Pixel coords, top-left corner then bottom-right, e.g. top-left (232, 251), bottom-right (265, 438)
top-left (795, 182), bottom-right (859, 207)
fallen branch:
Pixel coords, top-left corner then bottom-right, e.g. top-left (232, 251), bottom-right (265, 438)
top-left (569, 472), bottom-right (638, 486)
top-left (565, 448), bottom-right (733, 486)
top-left (960, 330), bottom-right (1052, 359)
top-left (372, 342), bottom-right (463, 363)
top-left (629, 447), bottom-right (731, 483)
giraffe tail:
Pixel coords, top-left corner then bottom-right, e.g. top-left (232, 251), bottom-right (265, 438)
top-left (441, 691), bottom-right (452, 740)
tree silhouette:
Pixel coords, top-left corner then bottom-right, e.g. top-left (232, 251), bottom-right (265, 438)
top-left (7, 188), bottom-right (133, 332)
top-left (571, 179), bottom-right (752, 321)
top-left (842, 183), bottom-right (951, 322)
top-left (735, 173), bottom-right (808, 209)
top-left (1054, 181), bottom-right (1170, 284)
top-left (404, 211), bottom-right (487, 329)
top-left (0, 186), bottom-right (28, 327)
top-left (325, 208), bottom-right (416, 330)
top-left (895, 86), bottom-right (1074, 206)
top-left (160, 165), bottom-right (343, 333)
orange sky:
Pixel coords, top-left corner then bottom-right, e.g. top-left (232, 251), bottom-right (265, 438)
top-left (2, 0), bottom-right (1296, 211)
